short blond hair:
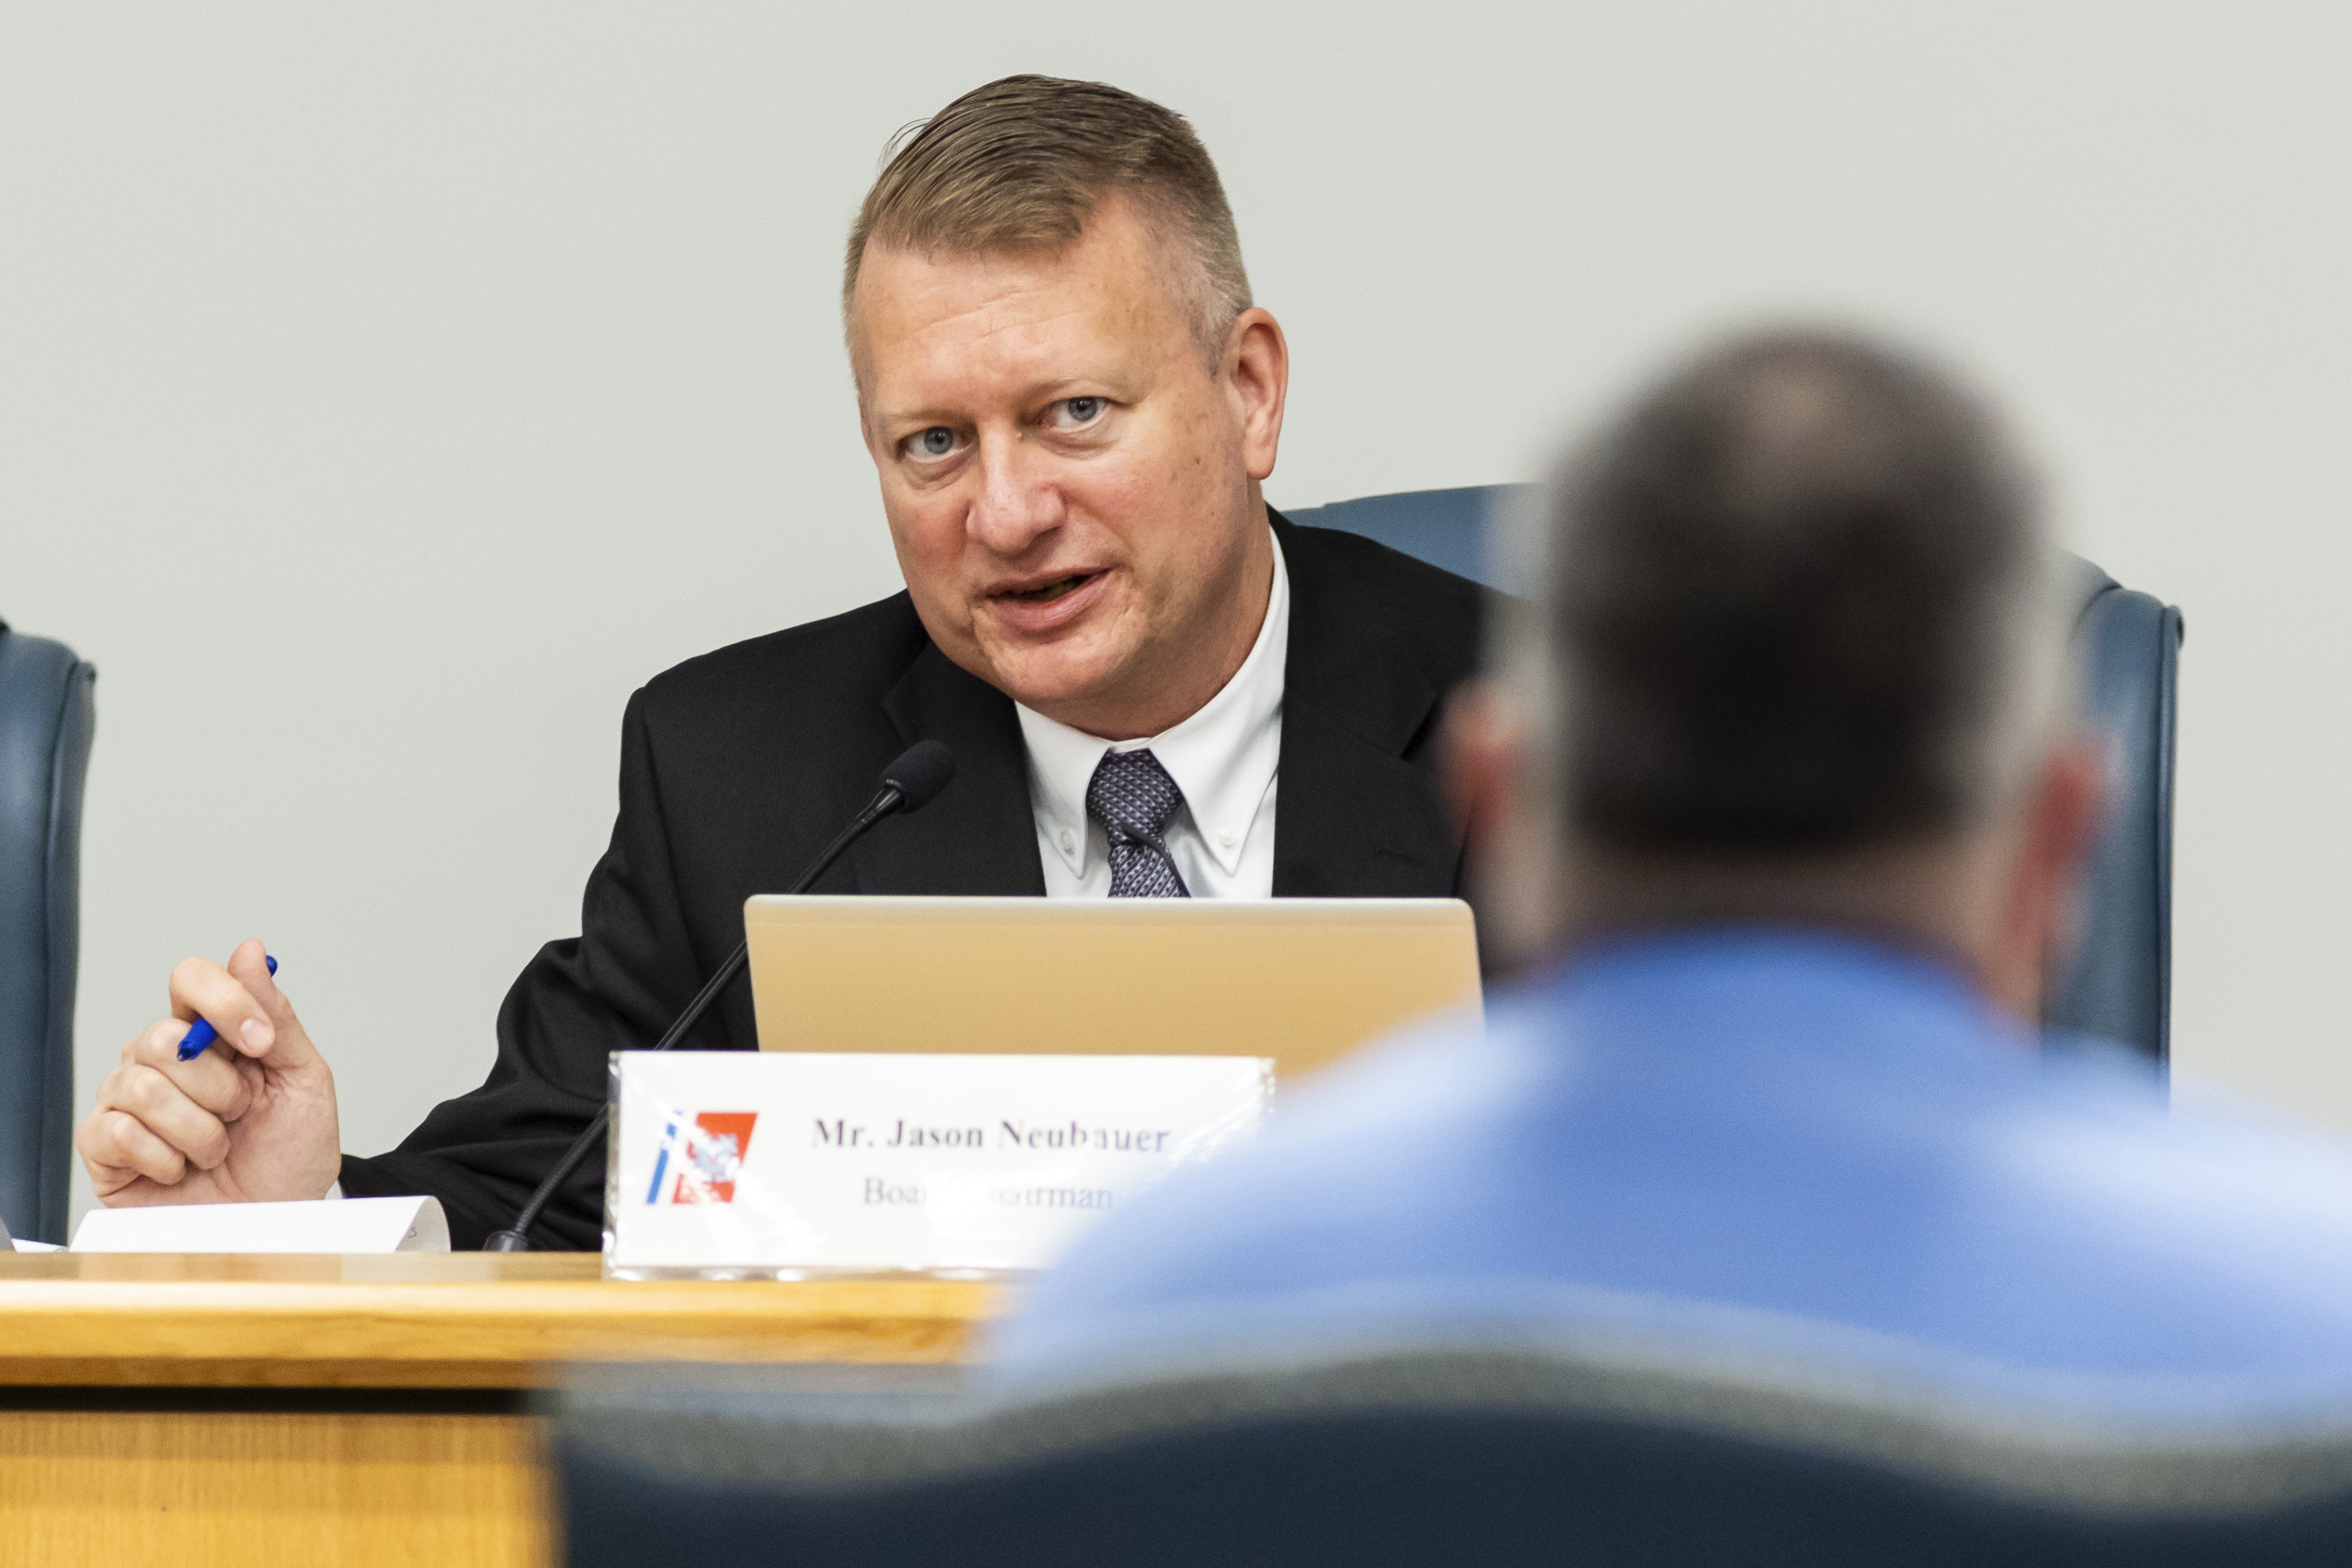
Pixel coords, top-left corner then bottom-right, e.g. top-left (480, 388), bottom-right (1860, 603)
top-left (843, 75), bottom-right (1252, 363)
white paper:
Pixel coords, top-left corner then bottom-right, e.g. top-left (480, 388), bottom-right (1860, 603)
top-left (608, 1051), bottom-right (1271, 1274)
top-left (70, 1196), bottom-right (449, 1254)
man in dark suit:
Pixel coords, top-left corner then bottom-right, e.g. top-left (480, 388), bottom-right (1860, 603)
top-left (77, 76), bottom-right (1490, 1247)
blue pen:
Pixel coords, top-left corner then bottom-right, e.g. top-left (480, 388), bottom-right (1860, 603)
top-left (176, 954), bottom-right (278, 1061)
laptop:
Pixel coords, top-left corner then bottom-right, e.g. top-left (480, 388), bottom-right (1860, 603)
top-left (743, 896), bottom-right (1481, 1078)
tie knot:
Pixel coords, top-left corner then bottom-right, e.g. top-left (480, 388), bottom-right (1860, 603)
top-left (1086, 747), bottom-right (1184, 843)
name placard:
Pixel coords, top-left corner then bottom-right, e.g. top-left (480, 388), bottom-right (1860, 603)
top-left (71, 1196), bottom-right (449, 1254)
top-left (605, 1051), bottom-right (1271, 1277)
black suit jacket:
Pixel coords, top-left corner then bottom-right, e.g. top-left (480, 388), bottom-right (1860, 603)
top-left (340, 514), bottom-right (1493, 1247)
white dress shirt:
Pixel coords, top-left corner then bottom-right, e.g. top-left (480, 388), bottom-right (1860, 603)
top-left (1016, 533), bottom-right (1288, 899)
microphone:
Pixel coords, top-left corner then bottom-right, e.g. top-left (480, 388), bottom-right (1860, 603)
top-left (482, 740), bottom-right (956, 1251)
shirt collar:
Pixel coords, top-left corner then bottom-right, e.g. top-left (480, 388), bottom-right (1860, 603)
top-left (1527, 926), bottom-right (2020, 1060)
top-left (1017, 530), bottom-right (1290, 881)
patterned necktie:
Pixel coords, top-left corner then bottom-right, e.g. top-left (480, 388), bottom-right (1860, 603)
top-left (1086, 747), bottom-right (1191, 898)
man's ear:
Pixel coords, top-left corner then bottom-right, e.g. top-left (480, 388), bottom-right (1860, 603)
top-left (1441, 678), bottom-right (1522, 858)
top-left (1985, 732), bottom-right (2107, 1024)
top-left (1443, 679), bottom-right (1562, 970)
top-left (1226, 308), bottom-right (1289, 483)
top-left (2028, 733), bottom-right (2109, 1005)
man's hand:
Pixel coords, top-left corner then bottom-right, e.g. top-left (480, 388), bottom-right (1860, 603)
top-left (77, 939), bottom-right (342, 1206)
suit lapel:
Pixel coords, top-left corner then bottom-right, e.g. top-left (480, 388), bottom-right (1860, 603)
top-left (1271, 517), bottom-right (1466, 896)
top-left (856, 642), bottom-right (1047, 895)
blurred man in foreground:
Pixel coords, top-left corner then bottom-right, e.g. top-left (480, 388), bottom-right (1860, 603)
top-left (993, 331), bottom-right (2352, 1415)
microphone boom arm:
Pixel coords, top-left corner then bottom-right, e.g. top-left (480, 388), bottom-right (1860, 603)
top-left (482, 746), bottom-right (949, 1252)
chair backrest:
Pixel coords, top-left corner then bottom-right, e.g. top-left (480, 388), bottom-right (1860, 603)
top-left (1280, 485), bottom-right (2184, 1065)
top-left (0, 620), bottom-right (97, 1244)
top-left (553, 1334), bottom-right (2352, 1567)
top-left (2055, 563), bottom-right (2185, 1064)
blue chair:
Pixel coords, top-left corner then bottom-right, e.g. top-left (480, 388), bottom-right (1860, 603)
top-left (0, 619), bottom-right (97, 1245)
top-left (1284, 486), bottom-right (2184, 1066)
top-left (553, 1331), bottom-right (2350, 1567)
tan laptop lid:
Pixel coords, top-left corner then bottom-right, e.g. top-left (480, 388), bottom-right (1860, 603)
top-left (744, 896), bottom-right (1480, 1079)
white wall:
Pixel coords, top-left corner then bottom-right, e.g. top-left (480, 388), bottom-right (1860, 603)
top-left (5, 3), bottom-right (2346, 1230)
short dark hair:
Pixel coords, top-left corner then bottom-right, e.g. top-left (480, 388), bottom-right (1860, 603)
top-left (1531, 329), bottom-right (2055, 855)
top-left (843, 75), bottom-right (1251, 361)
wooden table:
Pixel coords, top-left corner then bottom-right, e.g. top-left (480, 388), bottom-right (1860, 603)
top-left (0, 1253), bottom-right (1000, 1567)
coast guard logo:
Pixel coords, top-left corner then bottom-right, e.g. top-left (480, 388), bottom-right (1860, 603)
top-left (645, 1111), bottom-right (760, 1204)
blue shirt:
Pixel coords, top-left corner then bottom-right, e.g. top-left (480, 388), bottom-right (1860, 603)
top-left (990, 932), bottom-right (2352, 1422)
